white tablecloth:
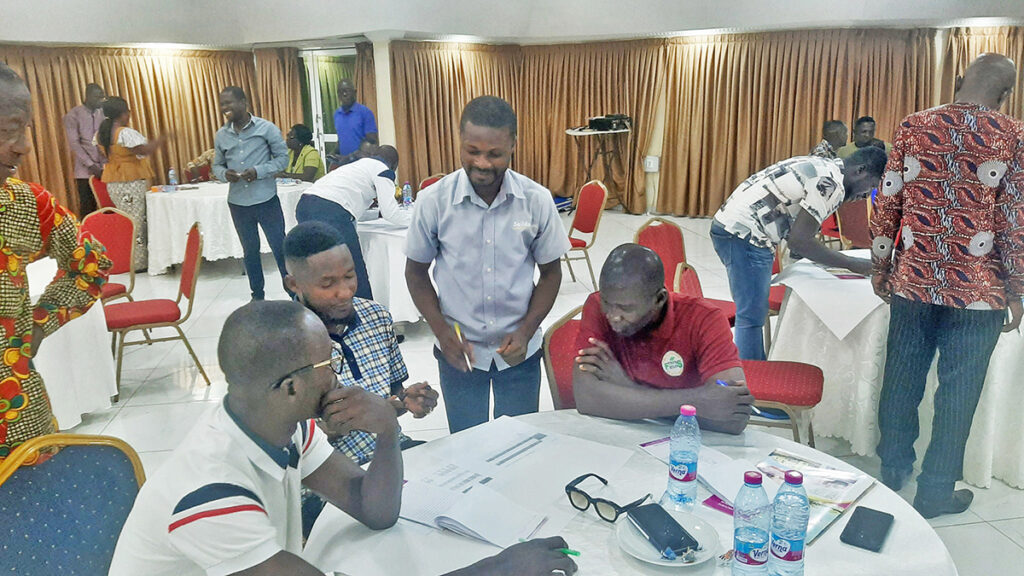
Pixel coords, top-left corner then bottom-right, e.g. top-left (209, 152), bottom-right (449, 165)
top-left (304, 411), bottom-right (956, 576)
top-left (770, 287), bottom-right (1024, 489)
top-left (356, 221), bottom-right (420, 324)
top-left (27, 259), bottom-right (117, 430)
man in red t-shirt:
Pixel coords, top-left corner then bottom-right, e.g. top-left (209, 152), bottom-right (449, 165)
top-left (573, 244), bottom-right (753, 434)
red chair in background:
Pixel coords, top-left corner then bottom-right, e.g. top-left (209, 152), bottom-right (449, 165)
top-left (418, 173), bottom-right (445, 192)
top-left (542, 306), bottom-right (583, 410)
top-left (89, 176), bottom-right (116, 210)
top-left (742, 359), bottom-right (823, 446)
top-left (837, 198), bottom-right (871, 249)
top-left (105, 223), bottom-right (209, 396)
top-left (80, 208), bottom-right (137, 304)
top-left (562, 180), bottom-right (609, 288)
top-left (819, 213), bottom-right (842, 248)
top-left (634, 217), bottom-right (686, 290)
top-left (673, 263), bottom-right (737, 326)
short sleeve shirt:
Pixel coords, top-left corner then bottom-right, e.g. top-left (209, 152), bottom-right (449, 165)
top-left (714, 156), bottom-right (846, 249)
top-left (108, 399), bottom-right (334, 576)
top-left (287, 145), bottom-right (325, 181)
top-left (575, 292), bottom-right (741, 389)
top-left (334, 102), bottom-right (377, 156)
top-left (405, 168), bottom-right (571, 371)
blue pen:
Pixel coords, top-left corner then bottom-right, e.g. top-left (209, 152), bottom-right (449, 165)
top-left (717, 379), bottom-right (762, 415)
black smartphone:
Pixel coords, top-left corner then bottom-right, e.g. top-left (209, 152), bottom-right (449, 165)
top-left (626, 503), bottom-right (700, 558)
top-left (840, 506), bottom-right (894, 552)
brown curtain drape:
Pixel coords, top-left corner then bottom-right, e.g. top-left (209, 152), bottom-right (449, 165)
top-left (657, 28), bottom-right (936, 216)
top-left (518, 40), bottom-right (663, 212)
top-left (942, 27), bottom-right (1024, 119)
top-left (391, 41), bottom-right (520, 190)
top-left (0, 46), bottom-right (264, 214)
top-left (355, 42), bottom-right (378, 117)
top-left (254, 47), bottom-right (303, 134)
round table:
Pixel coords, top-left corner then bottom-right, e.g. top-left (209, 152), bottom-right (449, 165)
top-left (303, 411), bottom-right (956, 576)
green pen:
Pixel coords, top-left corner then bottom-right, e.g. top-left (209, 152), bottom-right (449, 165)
top-left (519, 539), bottom-right (581, 557)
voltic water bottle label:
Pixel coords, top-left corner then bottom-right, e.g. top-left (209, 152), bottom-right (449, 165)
top-left (735, 541), bottom-right (769, 565)
top-left (669, 461), bottom-right (697, 482)
top-left (770, 536), bottom-right (805, 562)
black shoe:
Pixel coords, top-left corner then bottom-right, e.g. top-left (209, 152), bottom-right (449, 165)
top-left (396, 334), bottom-right (406, 344)
top-left (880, 466), bottom-right (913, 491)
top-left (913, 489), bottom-right (974, 519)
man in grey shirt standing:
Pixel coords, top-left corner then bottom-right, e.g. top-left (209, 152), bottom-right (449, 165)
top-left (213, 86), bottom-right (289, 300)
top-left (63, 83), bottom-right (106, 216)
top-left (405, 96), bottom-right (571, 433)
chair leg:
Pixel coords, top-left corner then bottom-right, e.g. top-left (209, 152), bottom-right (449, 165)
top-left (806, 415), bottom-right (815, 448)
top-left (582, 249), bottom-right (597, 290)
top-left (177, 326), bottom-right (211, 386)
top-left (113, 331), bottom-right (126, 402)
top-left (763, 315), bottom-right (773, 357)
top-left (563, 254), bottom-right (577, 282)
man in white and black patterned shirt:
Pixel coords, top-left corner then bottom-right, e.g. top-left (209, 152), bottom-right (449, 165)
top-left (710, 148), bottom-right (886, 360)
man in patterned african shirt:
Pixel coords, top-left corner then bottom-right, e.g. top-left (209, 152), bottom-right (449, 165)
top-left (0, 63), bottom-right (111, 460)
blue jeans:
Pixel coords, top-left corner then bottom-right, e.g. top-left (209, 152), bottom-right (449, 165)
top-left (295, 194), bottom-right (373, 300)
top-left (877, 296), bottom-right (1004, 500)
top-left (710, 221), bottom-right (774, 360)
top-left (435, 347), bottom-right (542, 434)
top-left (228, 195), bottom-right (288, 300)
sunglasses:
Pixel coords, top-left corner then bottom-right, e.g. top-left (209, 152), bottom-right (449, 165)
top-left (566, 473), bottom-right (651, 522)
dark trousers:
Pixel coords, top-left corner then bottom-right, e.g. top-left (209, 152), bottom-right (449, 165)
top-left (76, 178), bottom-right (97, 217)
top-left (228, 195), bottom-right (288, 300)
top-left (435, 347), bottom-right (542, 434)
top-left (877, 295), bottom-right (1004, 499)
top-left (295, 194), bottom-right (372, 300)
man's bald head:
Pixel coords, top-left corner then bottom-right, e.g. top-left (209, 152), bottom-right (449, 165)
top-left (600, 243), bottom-right (665, 294)
top-left (957, 53), bottom-right (1017, 108)
top-left (217, 301), bottom-right (329, 396)
top-left (375, 145), bottom-right (399, 171)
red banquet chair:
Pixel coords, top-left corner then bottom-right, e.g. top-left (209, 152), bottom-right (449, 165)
top-left (562, 180), bottom-right (609, 288)
top-left (105, 223), bottom-right (210, 397)
top-left (837, 198), bottom-right (872, 249)
top-left (80, 208), bottom-right (137, 304)
top-left (673, 263), bottom-right (737, 327)
top-left (819, 213), bottom-right (842, 249)
top-left (634, 217), bottom-right (687, 289)
top-left (418, 173), bottom-right (445, 192)
top-left (742, 359), bottom-right (824, 446)
top-left (542, 306), bottom-right (583, 410)
top-left (89, 176), bottom-right (116, 210)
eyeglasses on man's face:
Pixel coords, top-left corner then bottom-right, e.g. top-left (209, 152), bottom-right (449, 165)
top-left (271, 354), bottom-right (344, 390)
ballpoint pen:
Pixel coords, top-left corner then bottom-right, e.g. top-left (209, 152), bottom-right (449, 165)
top-left (453, 322), bottom-right (473, 370)
top-left (716, 379), bottom-right (763, 415)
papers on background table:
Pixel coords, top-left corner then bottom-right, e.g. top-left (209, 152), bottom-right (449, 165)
top-left (756, 449), bottom-right (874, 544)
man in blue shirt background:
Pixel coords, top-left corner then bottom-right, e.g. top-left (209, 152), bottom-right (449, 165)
top-left (213, 86), bottom-right (290, 300)
top-left (332, 78), bottom-right (378, 167)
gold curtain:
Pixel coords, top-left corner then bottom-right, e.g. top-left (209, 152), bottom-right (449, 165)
top-left (0, 46), bottom-right (259, 213)
top-left (254, 47), bottom-right (304, 134)
top-left (355, 42), bottom-right (377, 117)
top-left (391, 41), bottom-right (521, 190)
top-left (658, 28), bottom-right (935, 216)
top-left (942, 27), bottom-right (1024, 119)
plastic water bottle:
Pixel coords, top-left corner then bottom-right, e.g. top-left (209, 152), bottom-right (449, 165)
top-left (401, 181), bottom-right (413, 206)
top-left (662, 405), bottom-right (700, 510)
top-left (733, 471), bottom-right (770, 575)
top-left (167, 168), bottom-right (178, 192)
top-left (768, 471), bottom-right (809, 576)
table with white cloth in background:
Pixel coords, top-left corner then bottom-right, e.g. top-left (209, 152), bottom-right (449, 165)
top-left (769, 250), bottom-right (1024, 488)
top-left (144, 181), bottom-right (422, 322)
top-left (26, 259), bottom-right (117, 430)
top-left (304, 410), bottom-right (956, 576)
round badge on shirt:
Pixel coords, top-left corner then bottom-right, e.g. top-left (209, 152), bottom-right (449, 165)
top-left (662, 351), bottom-right (685, 377)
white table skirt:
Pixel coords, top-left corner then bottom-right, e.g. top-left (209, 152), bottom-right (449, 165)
top-left (770, 290), bottom-right (1024, 489)
top-left (304, 411), bottom-right (956, 576)
top-left (356, 221), bottom-right (420, 324)
top-left (27, 260), bottom-right (117, 430)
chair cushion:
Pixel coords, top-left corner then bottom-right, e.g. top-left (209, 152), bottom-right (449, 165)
top-left (742, 360), bottom-right (824, 407)
top-left (707, 298), bottom-right (737, 326)
top-left (569, 237), bottom-right (587, 248)
top-left (768, 285), bottom-right (787, 312)
top-left (105, 299), bottom-right (181, 330)
top-left (101, 282), bottom-right (127, 299)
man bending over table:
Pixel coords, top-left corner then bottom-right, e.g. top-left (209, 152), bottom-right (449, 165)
top-left (109, 301), bottom-right (576, 576)
top-left (574, 244), bottom-right (754, 434)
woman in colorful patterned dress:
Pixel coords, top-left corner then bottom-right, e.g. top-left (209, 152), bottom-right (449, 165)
top-left (97, 96), bottom-right (166, 271)
top-left (0, 63), bottom-right (111, 460)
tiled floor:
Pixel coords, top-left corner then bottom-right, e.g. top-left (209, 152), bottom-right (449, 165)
top-left (67, 211), bottom-right (1024, 575)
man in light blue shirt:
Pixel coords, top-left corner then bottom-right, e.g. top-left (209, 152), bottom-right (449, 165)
top-left (213, 86), bottom-right (290, 300)
top-left (405, 96), bottom-right (571, 433)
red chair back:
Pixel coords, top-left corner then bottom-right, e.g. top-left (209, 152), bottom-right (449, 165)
top-left (635, 218), bottom-right (686, 289)
top-left (673, 263), bottom-right (705, 298)
top-left (179, 223), bottom-right (202, 301)
top-left (89, 177), bottom-right (116, 210)
top-left (820, 213), bottom-right (841, 238)
top-left (837, 199), bottom-right (871, 249)
top-left (80, 209), bottom-right (135, 276)
top-left (570, 180), bottom-right (608, 235)
top-left (418, 174), bottom-right (444, 191)
top-left (543, 307), bottom-right (583, 410)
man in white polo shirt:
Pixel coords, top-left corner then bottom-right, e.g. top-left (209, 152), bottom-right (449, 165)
top-left (109, 301), bottom-right (577, 576)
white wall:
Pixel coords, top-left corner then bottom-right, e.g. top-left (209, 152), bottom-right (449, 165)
top-left (4, 0), bottom-right (1024, 47)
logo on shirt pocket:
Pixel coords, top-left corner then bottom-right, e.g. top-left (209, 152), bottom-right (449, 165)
top-left (512, 220), bottom-right (537, 233)
top-left (662, 351), bottom-right (685, 377)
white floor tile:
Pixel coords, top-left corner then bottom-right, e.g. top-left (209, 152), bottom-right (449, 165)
top-left (935, 522), bottom-right (1024, 576)
top-left (138, 450), bottom-right (175, 477)
top-left (965, 479), bottom-right (1024, 522)
top-left (101, 401), bottom-right (218, 453)
top-left (124, 368), bottom-right (227, 407)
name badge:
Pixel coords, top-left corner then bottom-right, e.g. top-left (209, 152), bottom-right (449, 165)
top-left (662, 351), bottom-right (684, 376)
